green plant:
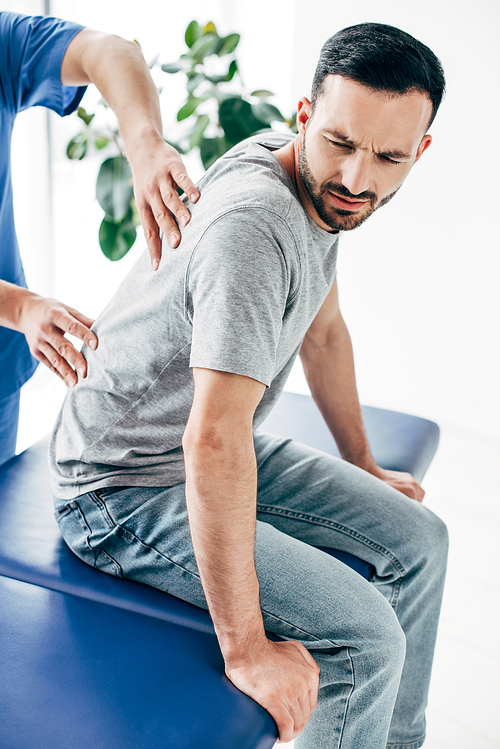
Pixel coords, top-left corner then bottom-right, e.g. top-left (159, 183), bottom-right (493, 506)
top-left (66, 20), bottom-right (295, 261)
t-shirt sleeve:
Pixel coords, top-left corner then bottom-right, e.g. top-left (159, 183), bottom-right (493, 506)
top-left (0, 12), bottom-right (86, 116)
top-left (187, 208), bottom-right (295, 386)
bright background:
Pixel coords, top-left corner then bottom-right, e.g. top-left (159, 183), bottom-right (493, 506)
top-left (4, 1), bottom-right (500, 747)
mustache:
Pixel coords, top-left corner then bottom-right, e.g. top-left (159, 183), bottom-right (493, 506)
top-left (321, 182), bottom-right (377, 205)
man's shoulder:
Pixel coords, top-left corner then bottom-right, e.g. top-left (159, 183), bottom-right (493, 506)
top-left (197, 132), bottom-right (300, 222)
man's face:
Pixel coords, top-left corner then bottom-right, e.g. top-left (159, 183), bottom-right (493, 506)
top-left (296, 75), bottom-right (433, 232)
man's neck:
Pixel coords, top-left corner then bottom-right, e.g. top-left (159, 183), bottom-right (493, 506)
top-left (274, 137), bottom-right (339, 234)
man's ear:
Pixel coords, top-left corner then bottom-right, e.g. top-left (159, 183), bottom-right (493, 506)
top-left (414, 134), bottom-right (432, 164)
top-left (297, 97), bottom-right (312, 135)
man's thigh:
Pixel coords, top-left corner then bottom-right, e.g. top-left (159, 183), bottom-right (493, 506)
top-left (254, 430), bottom-right (440, 585)
top-left (54, 477), bottom-right (396, 650)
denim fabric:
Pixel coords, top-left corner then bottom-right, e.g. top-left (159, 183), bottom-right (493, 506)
top-left (54, 431), bottom-right (448, 749)
top-left (0, 388), bottom-right (20, 466)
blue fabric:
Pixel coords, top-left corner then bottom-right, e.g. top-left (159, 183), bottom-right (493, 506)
top-left (0, 389), bottom-right (20, 466)
top-left (0, 575), bottom-right (277, 749)
top-left (0, 12), bottom-right (86, 399)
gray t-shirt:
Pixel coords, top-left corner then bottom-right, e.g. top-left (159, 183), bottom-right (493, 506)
top-left (50, 133), bottom-right (339, 498)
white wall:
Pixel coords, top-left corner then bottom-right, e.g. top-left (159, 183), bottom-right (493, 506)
top-left (10, 0), bottom-right (500, 440)
top-left (283, 0), bottom-right (500, 441)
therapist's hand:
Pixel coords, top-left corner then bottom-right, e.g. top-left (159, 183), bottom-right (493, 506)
top-left (18, 293), bottom-right (98, 387)
top-left (61, 29), bottom-right (200, 269)
top-left (128, 135), bottom-right (200, 269)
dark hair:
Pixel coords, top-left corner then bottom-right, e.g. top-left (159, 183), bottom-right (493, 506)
top-left (312, 23), bottom-right (446, 128)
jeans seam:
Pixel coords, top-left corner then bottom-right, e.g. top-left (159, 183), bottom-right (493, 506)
top-left (118, 522), bottom-right (204, 581)
top-left (88, 491), bottom-right (117, 531)
top-left (388, 578), bottom-right (403, 612)
top-left (72, 499), bottom-right (97, 567)
top-left (386, 736), bottom-right (425, 749)
top-left (338, 646), bottom-right (355, 749)
top-left (256, 503), bottom-right (407, 576)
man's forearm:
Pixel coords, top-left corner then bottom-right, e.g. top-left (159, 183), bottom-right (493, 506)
top-left (300, 315), bottom-right (378, 473)
top-left (182, 425), bottom-right (267, 660)
top-left (183, 368), bottom-right (320, 739)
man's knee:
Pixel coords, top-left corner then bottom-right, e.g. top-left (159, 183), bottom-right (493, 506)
top-left (415, 507), bottom-right (449, 569)
top-left (369, 591), bottom-right (406, 667)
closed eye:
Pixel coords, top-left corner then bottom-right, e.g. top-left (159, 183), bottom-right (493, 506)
top-left (379, 154), bottom-right (402, 165)
top-left (328, 139), bottom-right (353, 151)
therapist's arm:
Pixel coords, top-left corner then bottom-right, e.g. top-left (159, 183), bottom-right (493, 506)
top-left (0, 280), bottom-right (97, 387)
top-left (61, 28), bottom-right (200, 268)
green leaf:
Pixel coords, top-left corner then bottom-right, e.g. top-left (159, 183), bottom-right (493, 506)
top-left (206, 59), bottom-right (238, 84)
top-left (287, 112), bottom-right (298, 133)
top-left (161, 62), bottom-right (183, 74)
top-left (227, 59), bottom-right (238, 81)
top-left (199, 136), bottom-right (230, 170)
top-left (96, 155), bottom-right (133, 222)
top-left (252, 101), bottom-right (286, 124)
top-left (185, 20), bottom-right (202, 48)
top-left (189, 114), bottom-right (210, 149)
top-left (186, 72), bottom-right (205, 94)
top-left (99, 208), bottom-right (137, 261)
top-left (177, 95), bottom-right (205, 121)
top-left (217, 33), bottom-right (240, 56)
top-left (94, 136), bottom-right (109, 150)
top-left (66, 132), bottom-right (88, 160)
top-left (77, 107), bottom-right (95, 126)
top-left (251, 89), bottom-right (274, 98)
top-left (190, 34), bottom-right (220, 62)
top-left (219, 97), bottom-right (271, 145)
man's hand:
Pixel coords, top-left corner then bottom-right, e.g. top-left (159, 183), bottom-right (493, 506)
top-left (226, 638), bottom-right (320, 743)
top-left (18, 293), bottom-right (97, 387)
top-left (370, 466), bottom-right (425, 502)
top-left (129, 134), bottom-right (200, 267)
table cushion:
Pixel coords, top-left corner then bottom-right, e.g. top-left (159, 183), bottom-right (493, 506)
top-left (260, 392), bottom-right (440, 484)
top-left (0, 575), bottom-right (276, 749)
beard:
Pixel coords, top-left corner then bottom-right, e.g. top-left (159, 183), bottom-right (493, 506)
top-left (298, 136), bottom-right (399, 232)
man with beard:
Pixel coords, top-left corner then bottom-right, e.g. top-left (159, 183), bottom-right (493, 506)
top-left (50, 23), bottom-right (448, 749)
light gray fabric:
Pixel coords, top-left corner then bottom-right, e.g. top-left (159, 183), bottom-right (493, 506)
top-left (50, 133), bottom-right (339, 498)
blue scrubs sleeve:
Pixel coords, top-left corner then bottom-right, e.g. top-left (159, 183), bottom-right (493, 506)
top-left (0, 12), bottom-right (87, 400)
top-left (0, 12), bottom-right (86, 116)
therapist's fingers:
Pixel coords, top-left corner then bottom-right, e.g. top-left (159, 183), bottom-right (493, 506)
top-left (19, 296), bottom-right (97, 386)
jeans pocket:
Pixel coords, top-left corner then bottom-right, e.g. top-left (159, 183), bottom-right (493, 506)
top-left (55, 498), bottom-right (123, 578)
top-left (54, 500), bottom-right (96, 568)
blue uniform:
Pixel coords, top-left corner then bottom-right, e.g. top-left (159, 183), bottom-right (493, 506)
top-left (0, 12), bottom-right (85, 464)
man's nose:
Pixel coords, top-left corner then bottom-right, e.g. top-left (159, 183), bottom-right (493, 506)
top-left (341, 152), bottom-right (371, 197)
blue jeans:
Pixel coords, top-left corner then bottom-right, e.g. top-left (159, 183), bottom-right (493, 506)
top-left (54, 432), bottom-right (448, 749)
top-left (0, 389), bottom-right (20, 467)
